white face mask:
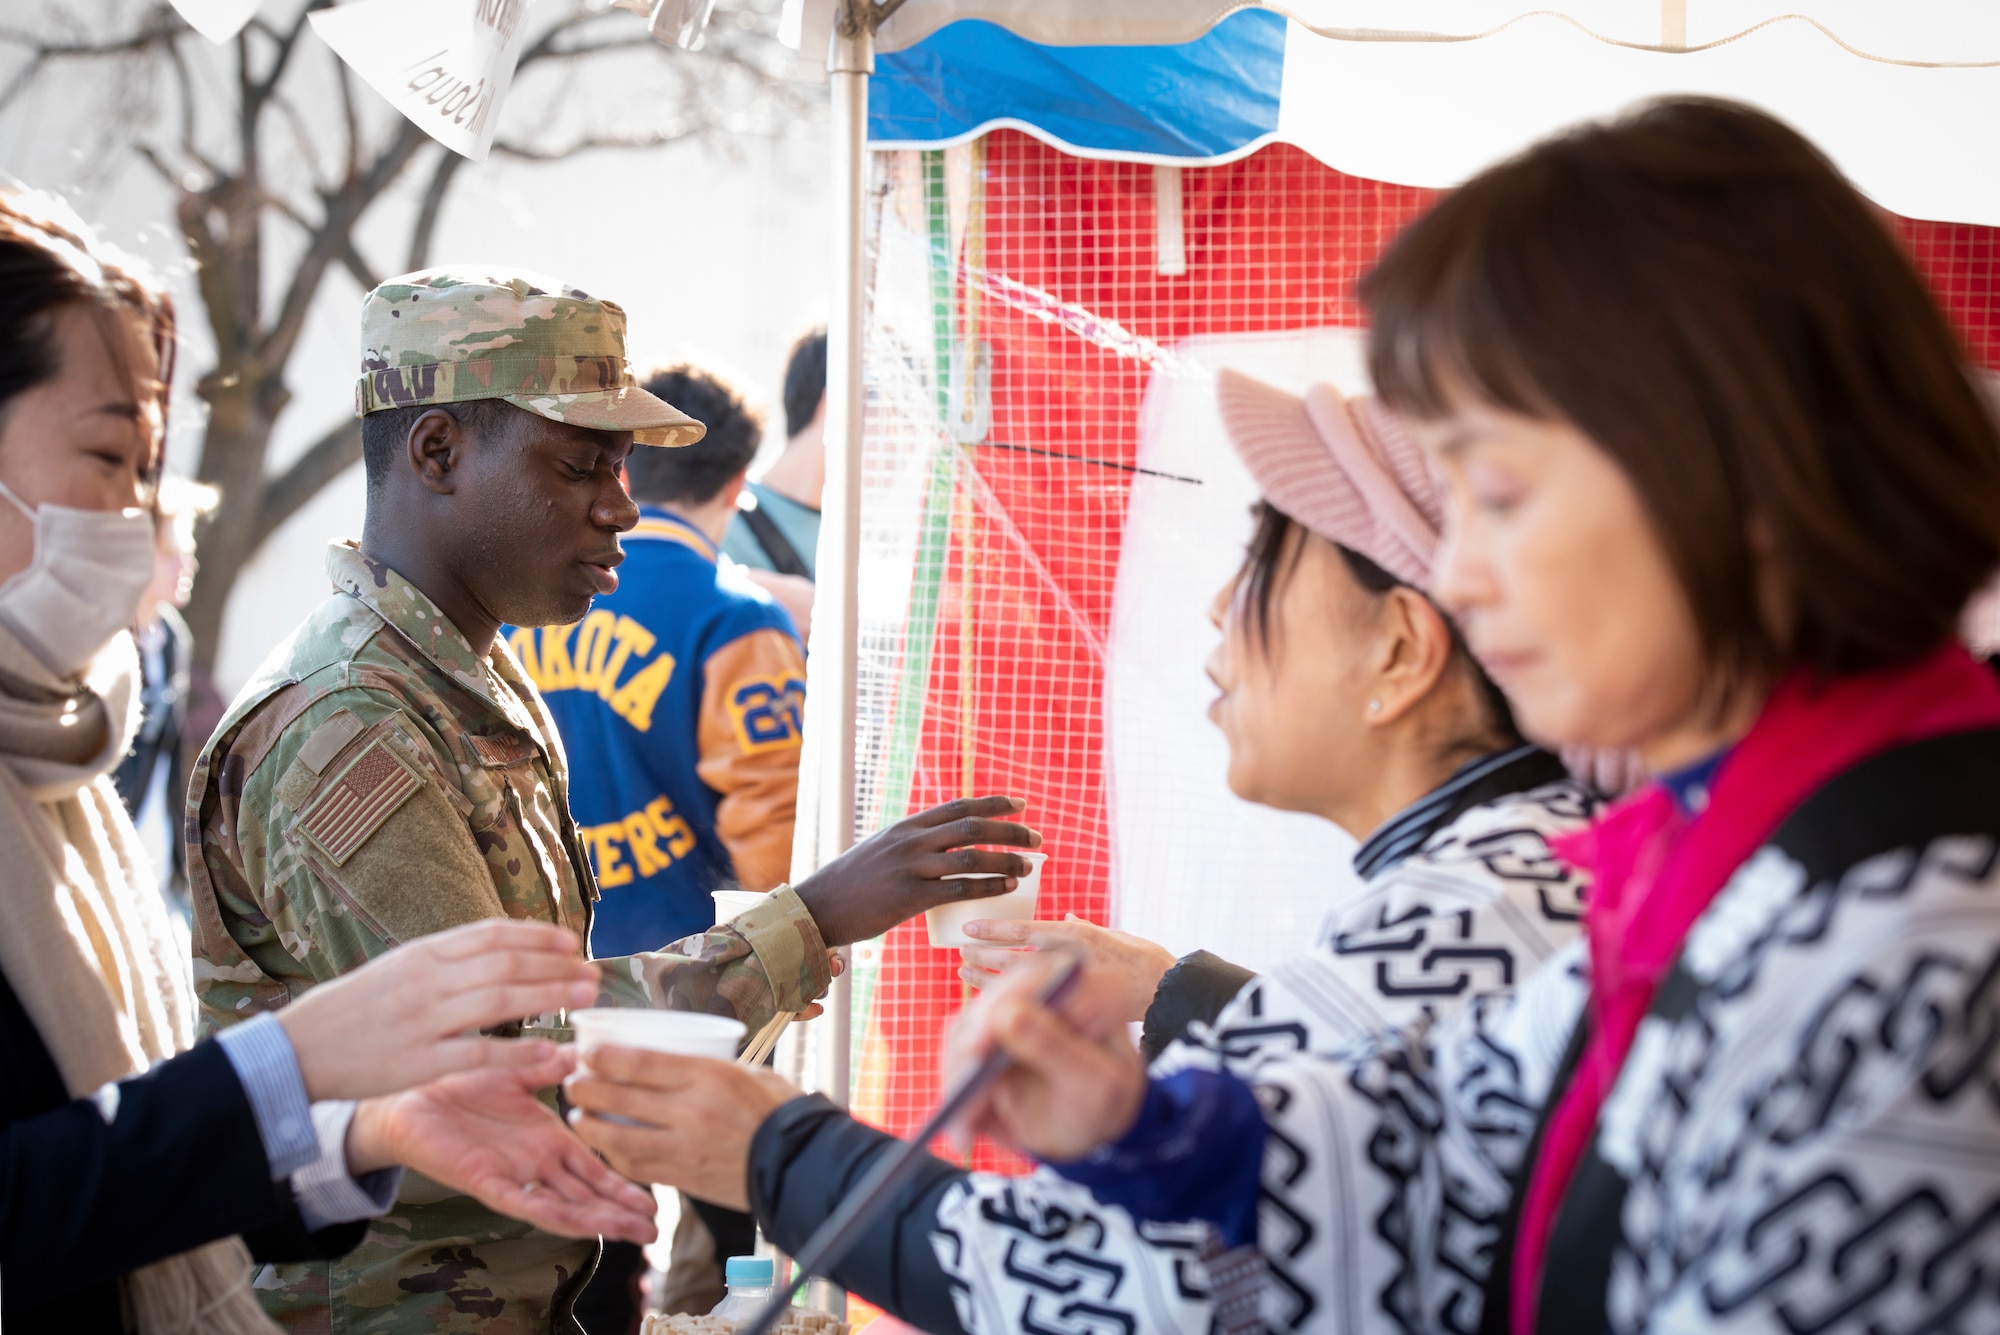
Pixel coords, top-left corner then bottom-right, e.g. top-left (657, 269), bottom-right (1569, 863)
top-left (0, 479), bottom-right (157, 679)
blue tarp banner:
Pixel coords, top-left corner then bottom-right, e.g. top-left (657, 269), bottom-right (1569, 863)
top-left (868, 8), bottom-right (1286, 161)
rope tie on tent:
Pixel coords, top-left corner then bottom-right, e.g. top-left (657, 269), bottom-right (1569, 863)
top-left (1659, 0), bottom-right (1686, 50)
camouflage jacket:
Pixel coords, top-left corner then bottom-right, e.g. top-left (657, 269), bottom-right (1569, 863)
top-left (188, 541), bottom-right (831, 1334)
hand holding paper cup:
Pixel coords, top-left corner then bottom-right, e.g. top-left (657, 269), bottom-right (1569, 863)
top-left (926, 851), bottom-right (1048, 948)
top-left (570, 1010), bottom-right (745, 1125)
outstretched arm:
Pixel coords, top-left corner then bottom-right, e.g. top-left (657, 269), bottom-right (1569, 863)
top-left (349, 1051), bottom-right (658, 1244)
top-left (594, 796), bottom-right (1042, 1035)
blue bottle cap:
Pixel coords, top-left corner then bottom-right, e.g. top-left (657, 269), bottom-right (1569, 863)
top-left (725, 1256), bottom-right (774, 1288)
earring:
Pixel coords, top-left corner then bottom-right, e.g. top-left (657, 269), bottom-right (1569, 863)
top-left (1367, 699), bottom-right (1382, 714)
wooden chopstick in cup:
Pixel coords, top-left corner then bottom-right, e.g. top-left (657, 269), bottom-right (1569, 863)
top-left (739, 1011), bottom-right (793, 1067)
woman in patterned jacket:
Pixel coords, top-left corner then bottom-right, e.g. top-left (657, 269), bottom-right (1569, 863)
top-left (583, 96), bottom-right (2000, 1335)
top-left (958, 366), bottom-right (1600, 1063)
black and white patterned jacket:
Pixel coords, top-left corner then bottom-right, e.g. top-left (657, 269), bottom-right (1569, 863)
top-left (921, 728), bottom-right (2000, 1335)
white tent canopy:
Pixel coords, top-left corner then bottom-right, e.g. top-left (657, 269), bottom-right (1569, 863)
top-left (798, 0), bottom-right (2000, 227)
top-left (829, 1), bottom-right (2000, 61)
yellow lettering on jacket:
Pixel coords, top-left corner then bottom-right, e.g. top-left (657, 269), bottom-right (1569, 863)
top-left (583, 793), bottom-right (698, 886)
top-left (725, 674), bottom-right (807, 755)
top-left (539, 622), bottom-right (578, 692)
top-left (517, 616), bottom-right (673, 732)
top-left (507, 626), bottom-right (541, 682)
top-left (608, 652), bottom-right (674, 732)
top-left (571, 610), bottom-right (617, 693)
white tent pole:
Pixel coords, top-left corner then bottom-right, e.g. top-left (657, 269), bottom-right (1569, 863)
top-left (792, 9), bottom-right (873, 1318)
top-left (815, 0), bottom-right (873, 1120)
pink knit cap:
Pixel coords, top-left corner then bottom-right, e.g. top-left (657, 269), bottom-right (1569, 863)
top-left (1214, 368), bottom-right (1445, 589)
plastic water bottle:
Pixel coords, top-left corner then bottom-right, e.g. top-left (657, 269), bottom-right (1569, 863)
top-left (709, 1255), bottom-right (776, 1328)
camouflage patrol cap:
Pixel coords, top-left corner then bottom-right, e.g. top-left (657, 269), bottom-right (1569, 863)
top-left (354, 269), bottom-right (705, 447)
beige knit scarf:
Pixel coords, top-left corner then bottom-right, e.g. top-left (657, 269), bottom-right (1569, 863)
top-left (0, 626), bottom-right (281, 1335)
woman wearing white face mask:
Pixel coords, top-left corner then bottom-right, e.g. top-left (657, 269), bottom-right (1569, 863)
top-left (0, 193), bottom-right (663, 1335)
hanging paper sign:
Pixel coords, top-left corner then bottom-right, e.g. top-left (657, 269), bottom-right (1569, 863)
top-left (167, 0), bottom-right (263, 44)
top-left (310, 0), bottom-right (533, 162)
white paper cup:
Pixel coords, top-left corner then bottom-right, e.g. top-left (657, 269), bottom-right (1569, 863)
top-left (570, 1009), bottom-right (745, 1061)
top-left (570, 1010), bottom-right (744, 1126)
top-left (925, 851), bottom-right (1047, 948)
top-left (712, 889), bottom-right (768, 926)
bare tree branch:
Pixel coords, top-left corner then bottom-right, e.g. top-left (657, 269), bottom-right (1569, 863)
top-left (0, 5), bottom-right (180, 115)
top-left (247, 0), bottom-right (328, 113)
top-left (335, 44), bottom-right (361, 183)
top-left (0, 18), bottom-right (176, 57)
top-left (0, 52), bottom-right (48, 118)
top-left (512, 9), bottom-right (610, 65)
top-left (516, 34), bottom-right (657, 64)
top-left (338, 239), bottom-right (382, 292)
top-left (253, 416), bottom-right (362, 548)
top-left (258, 118), bottom-right (427, 370)
top-left (406, 146), bottom-right (465, 272)
top-left (271, 91), bottom-right (334, 194)
top-left (133, 142), bottom-right (180, 190)
top-left (235, 26), bottom-right (253, 152)
top-left (491, 128), bottom-right (700, 161)
top-left (260, 188), bottom-right (373, 292)
top-left (164, 32), bottom-right (204, 171)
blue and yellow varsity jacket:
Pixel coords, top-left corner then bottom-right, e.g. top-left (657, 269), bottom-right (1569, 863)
top-left (507, 506), bottom-right (807, 955)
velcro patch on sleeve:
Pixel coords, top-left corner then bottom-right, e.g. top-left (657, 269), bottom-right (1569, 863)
top-left (297, 736), bottom-right (426, 866)
top-left (464, 730), bottom-right (538, 768)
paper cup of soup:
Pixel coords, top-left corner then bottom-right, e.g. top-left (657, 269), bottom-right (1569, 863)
top-left (570, 1009), bottom-right (745, 1062)
top-left (712, 889), bottom-right (768, 925)
top-left (569, 1010), bottom-right (745, 1126)
top-left (925, 852), bottom-right (1047, 948)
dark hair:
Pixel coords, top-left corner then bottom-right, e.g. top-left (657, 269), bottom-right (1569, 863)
top-left (625, 363), bottom-right (764, 505)
top-left (1237, 501), bottom-right (1521, 746)
top-left (782, 326), bottom-right (827, 440)
top-left (0, 190), bottom-right (175, 459)
top-left (1362, 97), bottom-right (2000, 703)
top-left (360, 398), bottom-right (520, 493)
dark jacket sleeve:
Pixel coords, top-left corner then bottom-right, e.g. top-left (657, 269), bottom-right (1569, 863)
top-left (243, 1197), bottom-right (370, 1265)
top-left (1, 1020), bottom-right (357, 1303)
top-left (1140, 950), bottom-right (1257, 1062)
top-left (747, 1095), bottom-right (970, 1335)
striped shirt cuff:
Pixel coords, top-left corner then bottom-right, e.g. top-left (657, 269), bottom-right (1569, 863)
top-left (294, 1101), bottom-right (403, 1232)
top-left (215, 1012), bottom-right (317, 1180)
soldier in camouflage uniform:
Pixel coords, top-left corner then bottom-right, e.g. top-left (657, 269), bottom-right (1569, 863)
top-left (188, 270), bottom-right (1040, 1334)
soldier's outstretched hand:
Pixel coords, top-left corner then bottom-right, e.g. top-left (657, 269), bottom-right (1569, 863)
top-left (791, 796), bottom-right (1042, 947)
top-left (349, 1050), bottom-right (660, 1243)
top-left (277, 919), bottom-right (601, 1100)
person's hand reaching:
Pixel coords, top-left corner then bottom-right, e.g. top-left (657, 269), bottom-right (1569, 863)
top-left (958, 914), bottom-right (1177, 1023)
top-left (564, 1049), bottom-right (802, 1211)
top-left (347, 1050), bottom-right (659, 1244)
top-left (943, 952), bottom-right (1147, 1163)
top-left (792, 796), bottom-right (1041, 946)
top-left (277, 920), bottom-right (599, 1101)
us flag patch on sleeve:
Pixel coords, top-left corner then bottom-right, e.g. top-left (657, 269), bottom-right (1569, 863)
top-left (297, 736), bottom-right (425, 866)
